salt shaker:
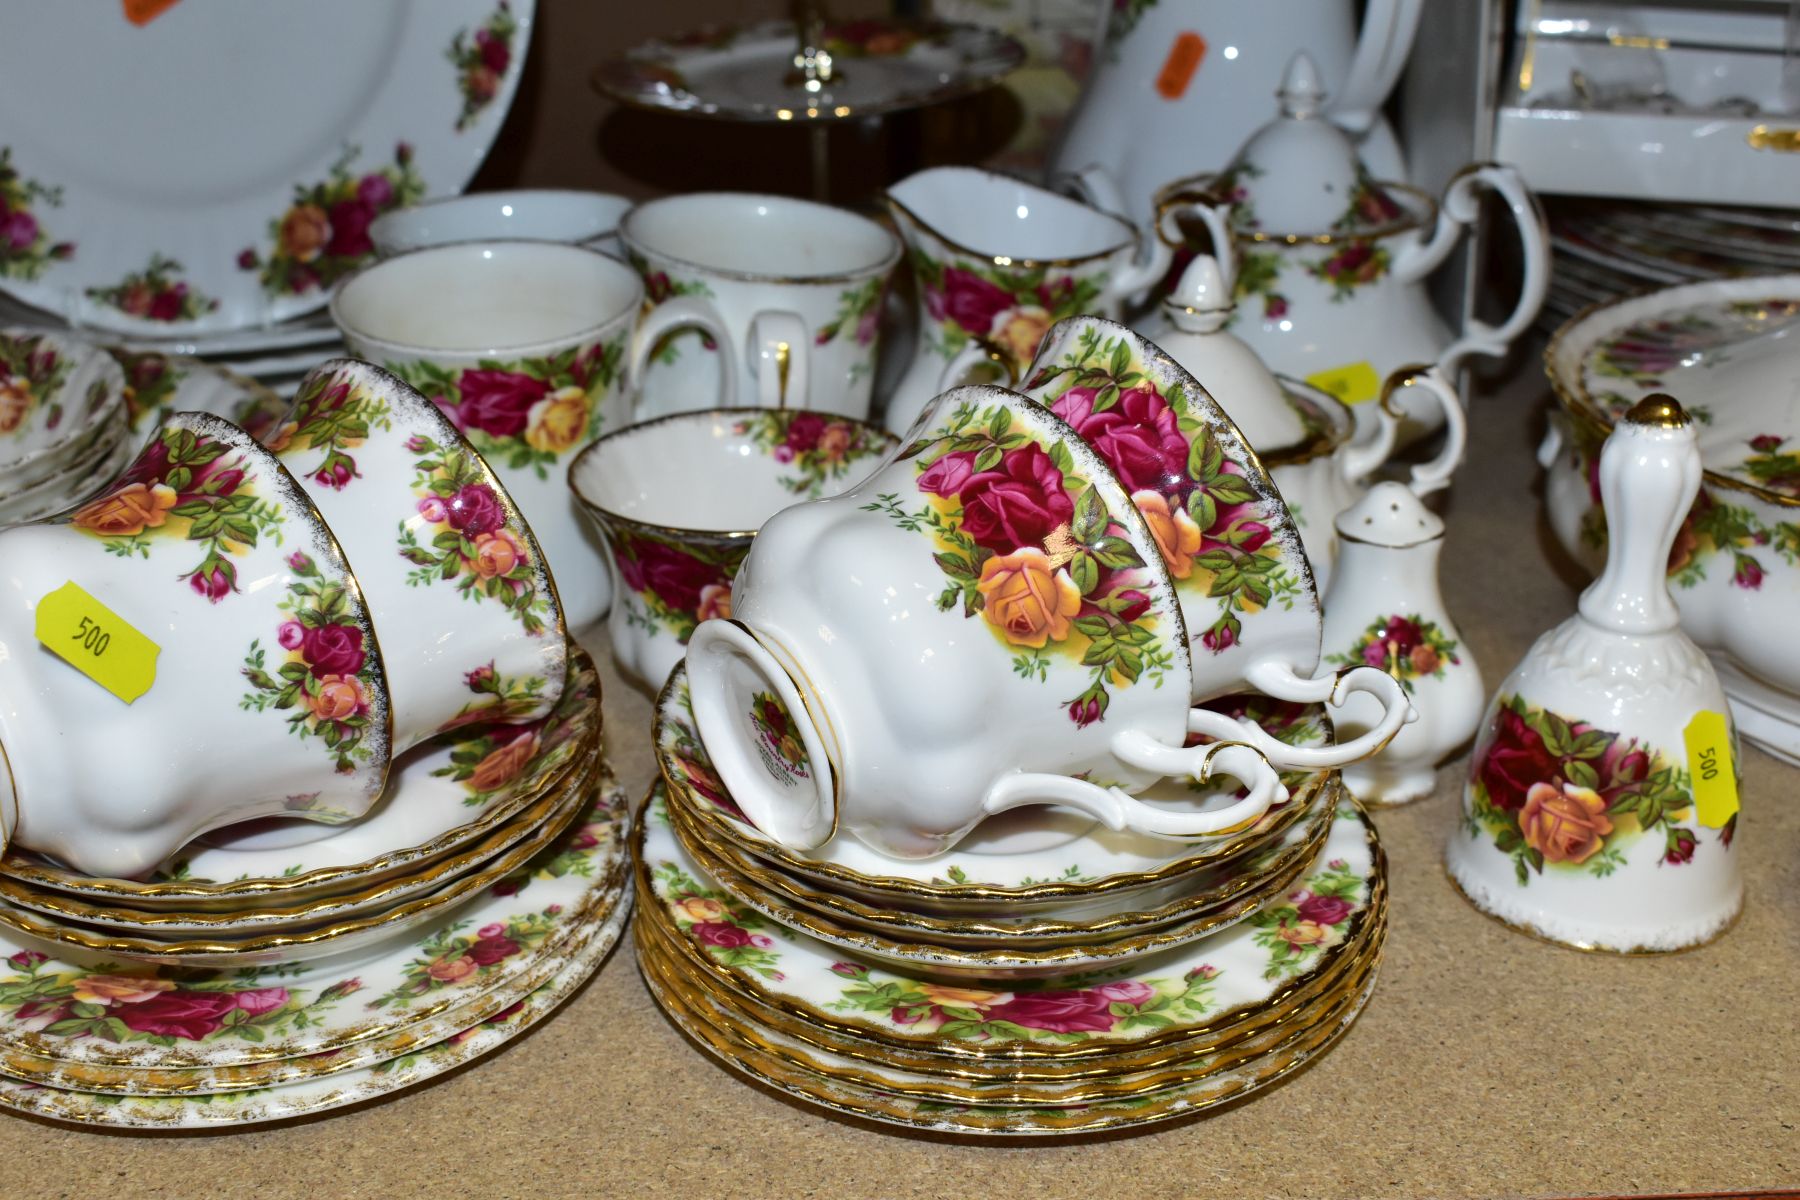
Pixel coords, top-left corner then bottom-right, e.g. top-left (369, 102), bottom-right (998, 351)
top-left (1446, 395), bottom-right (1743, 952)
top-left (1322, 482), bottom-right (1484, 805)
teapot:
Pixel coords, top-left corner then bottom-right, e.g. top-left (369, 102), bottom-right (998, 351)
top-left (1050, 0), bottom-right (1424, 228)
top-left (1156, 53), bottom-right (1550, 442)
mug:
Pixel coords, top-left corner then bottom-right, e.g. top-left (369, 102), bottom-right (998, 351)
top-left (330, 240), bottom-right (731, 630)
top-left (569, 407), bottom-right (896, 691)
top-left (686, 385), bottom-right (1288, 860)
top-left (1016, 316), bottom-right (1415, 770)
top-left (0, 412), bottom-right (393, 878)
top-left (620, 192), bottom-right (901, 420)
top-left (266, 359), bottom-right (568, 751)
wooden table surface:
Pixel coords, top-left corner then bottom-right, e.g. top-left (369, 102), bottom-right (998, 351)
top-left (1, 352), bottom-right (1794, 1199)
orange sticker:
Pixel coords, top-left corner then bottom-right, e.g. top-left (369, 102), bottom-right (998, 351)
top-left (122, 0), bottom-right (182, 27)
top-left (1156, 32), bottom-right (1207, 100)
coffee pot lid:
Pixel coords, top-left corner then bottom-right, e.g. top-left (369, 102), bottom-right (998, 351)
top-left (1214, 52), bottom-right (1408, 239)
top-left (1334, 480), bottom-right (1444, 545)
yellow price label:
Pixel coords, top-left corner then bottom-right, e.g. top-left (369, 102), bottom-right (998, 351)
top-left (1305, 361), bottom-right (1383, 406)
top-left (1682, 709), bottom-right (1740, 830)
top-left (34, 582), bottom-right (159, 704)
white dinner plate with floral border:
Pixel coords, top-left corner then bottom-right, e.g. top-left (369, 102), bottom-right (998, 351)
top-left (0, 771), bottom-right (626, 1069)
top-left (636, 789), bottom-right (1382, 1059)
top-left (0, 0), bottom-right (533, 338)
top-left (0, 878), bottom-right (630, 1127)
top-left (0, 649), bottom-right (600, 906)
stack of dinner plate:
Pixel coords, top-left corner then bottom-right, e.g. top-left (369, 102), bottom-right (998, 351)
top-left (634, 665), bottom-right (1388, 1137)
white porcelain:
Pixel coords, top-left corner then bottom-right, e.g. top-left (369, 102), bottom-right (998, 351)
top-left (330, 240), bottom-right (710, 630)
top-left (1049, 0), bottom-right (1421, 227)
top-left (569, 407), bottom-right (895, 690)
top-left (1215, 53), bottom-right (1370, 238)
top-left (1321, 483), bottom-right (1483, 805)
top-left (1155, 56), bottom-right (1550, 441)
top-left (0, 329), bottom-right (126, 484)
top-left (686, 385), bottom-right (1288, 859)
top-left (881, 166), bottom-right (1171, 436)
top-left (620, 193), bottom-right (900, 421)
top-left (0, 1), bottom-right (532, 336)
top-left (266, 359), bottom-right (566, 752)
top-left (0, 412), bottom-right (394, 877)
top-left (1135, 255), bottom-right (1468, 589)
top-left (1015, 316), bottom-right (1416, 772)
top-left (1449, 397), bottom-right (1744, 952)
top-left (1542, 276), bottom-right (1800, 765)
top-left (370, 189), bottom-right (631, 258)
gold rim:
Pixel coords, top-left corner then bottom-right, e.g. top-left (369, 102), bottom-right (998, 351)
top-left (634, 890), bottom-right (1385, 1081)
top-left (633, 798), bottom-right (1388, 1061)
top-left (640, 924), bottom-right (1379, 1106)
top-left (619, 198), bottom-right (901, 286)
top-left (0, 647), bottom-right (601, 903)
top-left (0, 760), bottom-right (600, 958)
top-left (640, 933), bottom-right (1378, 1131)
top-left (666, 778), bottom-right (1336, 944)
top-left (0, 729), bottom-right (600, 930)
top-left (654, 670), bottom-right (1333, 905)
top-left (1543, 276), bottom-right (1800, 508)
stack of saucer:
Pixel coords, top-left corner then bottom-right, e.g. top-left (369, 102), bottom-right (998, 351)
top-left (0, 649), bottom-right (630, 1127)
top-left (0, 329), bottom-right (133, 527)
top-left (636, 667), bottom-right (1388, 1136)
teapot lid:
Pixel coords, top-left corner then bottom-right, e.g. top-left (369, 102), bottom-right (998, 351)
top-left (1334, 480), bottom-right (1444, 546)
top-left (1214, 52), bottom-right (1409, 239)
top-left (1154, 255), bottom-right (1308, 451)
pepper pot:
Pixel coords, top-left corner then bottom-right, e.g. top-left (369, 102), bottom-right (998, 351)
top-left (1446, 395), bottom-right (1744, 952)
top-left (1320, 482), bottom-right (1483, 804)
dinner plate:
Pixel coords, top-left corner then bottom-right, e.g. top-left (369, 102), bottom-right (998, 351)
top-left (0, 0), bottom-right (533, 336)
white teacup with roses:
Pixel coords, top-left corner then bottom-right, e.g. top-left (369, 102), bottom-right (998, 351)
top-left (686, 385), bottom-right (1290, 861)
top-left (330, 240), bottom-right (734, 630)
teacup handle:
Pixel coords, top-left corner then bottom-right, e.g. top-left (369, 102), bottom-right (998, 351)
top-left (627, 295), bottom-right (740, 418)
top-left (1186, 662), bottom-right (1416, 769)
top-left (983, 741), bottom-right (1285, 840)
top-left (1336, 363), bottom-right (1468, 497)
top-left (747, 311), bottom-right (810, 409)
top-left (937, 336), bottom-right (1017, 392)
top-left (1391, 163), bottom-right (1550, 377)
top-left (1059, 165), bottom-right (1172, 308)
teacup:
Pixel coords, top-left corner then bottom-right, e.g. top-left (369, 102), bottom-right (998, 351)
top-left (330, 240), bottom-right (731, 629)
top-left (620, 192), bottom-right (901, 420)
top-left (686, 385), bottom-right (1288, 860)
top-left (0, 412), bottom-right (393, 878)
top-left (265, 360), bottom-right (567, 752)
top-left (1016, 316), bottom-right (1414, 770)
top-left (370, 189), bottom-right (632, 258)
top-left (0, 328), bottom-right (127, 489)
top-left (569, 407), bottom-right (896, 690)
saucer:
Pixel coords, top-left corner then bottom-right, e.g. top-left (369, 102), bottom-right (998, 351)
top-left (655, 663), bottom-right (1333, 916)
top-left (593, 19), bottom-right (1024, 122)
top-left (0, 769), bottom-right (627, 1069)
top-left (635, 786), bottom-right (1383, 1060)
top-left (0, 881), bottom-right (629, 1129)
top-left (0, 647), bottom-right (602, 908)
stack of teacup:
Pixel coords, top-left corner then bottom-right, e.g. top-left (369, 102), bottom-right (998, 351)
top-left (0, 359), bottom-right (627, 1128)
top-left (629, 317), bottom-right (1438, 1135)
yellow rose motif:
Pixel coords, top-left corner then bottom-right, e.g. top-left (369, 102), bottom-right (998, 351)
top-left (696, 582), bottom-right (732, 623)
top-left (988, 305), bottom-right (1053, 370)
top-left (71, 482), bottom-right (179, 537)
top-left (264, 420), bottom-right (299, 452)
top-left (975, 548), bottom-right (1081, 649)
top-left (672, 897), bottom-right (726, 923)
top-left (279, 203), bottom-right (330, 263)
top-left (0, 378), bottom-right (33, 434)
top-left (1131, 489), bottom-right (1202, 579)
top-left (525, 385), bottom-right (590, 455)
top-left (918, 983), bottom-right (1012, 1008)
top-left (1519, 780), bottom-right (1614, 865)
top-left (1277, 920), bottom-right (1329, 948)
top-left (72, 974), bottom-right (176, 1006)
top-left (816, 421), bottom-right (854, 464)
